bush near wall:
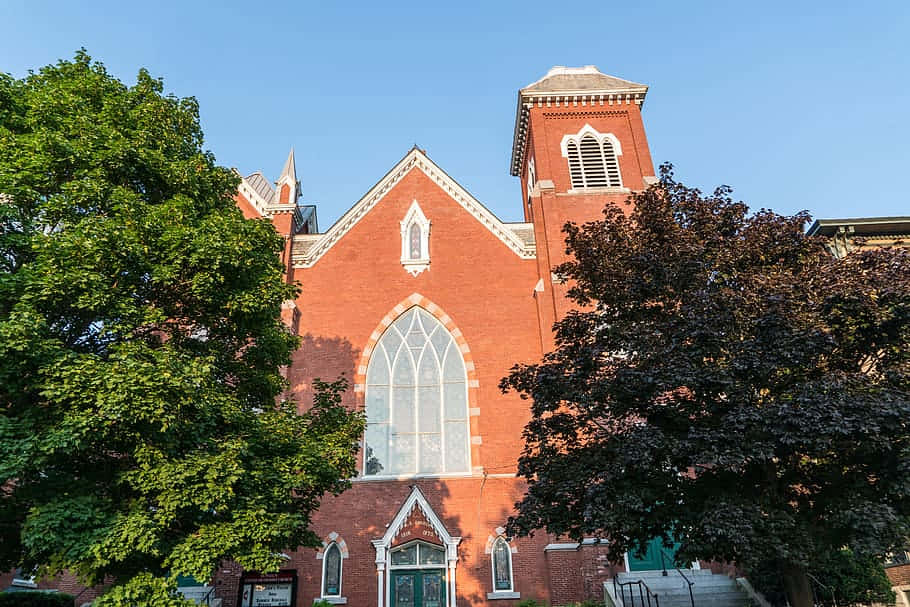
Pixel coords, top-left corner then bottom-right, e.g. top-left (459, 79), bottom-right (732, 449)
top-left (0, 592), bottom-right (75, 607)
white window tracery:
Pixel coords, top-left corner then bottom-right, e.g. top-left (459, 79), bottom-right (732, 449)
top-left (401, 200), bottom-right (431, 276)
top-left (364, 307), bottom-right (470, 477)
top-left (561, 125), bottom-right (623, 189)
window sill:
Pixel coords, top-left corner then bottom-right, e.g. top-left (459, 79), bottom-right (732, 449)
top-left (562, 187), bottom-right (629, 195)
top-left (354, 472), bottom-right (474, 482)
top-left (316, 597), bottom-right (347, 604)
top-left (487, 591), bottom-right (520, 600)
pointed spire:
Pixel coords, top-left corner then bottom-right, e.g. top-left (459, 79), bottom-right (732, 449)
top-left (279, 147), bottom-right (297, 184)
top-left (276, 147), bottom-right (300, 206)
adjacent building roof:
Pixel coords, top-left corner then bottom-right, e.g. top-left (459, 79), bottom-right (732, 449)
top-left (243, 171), bottom-right (276, 204)
top-left (510, 66), bottom-right (649, 176)
top-left (807, 216), bottom-right (910, 238)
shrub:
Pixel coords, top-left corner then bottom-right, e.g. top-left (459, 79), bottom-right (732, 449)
top-left (0, 591), bottom-right (75, 607)
top-left (517, 600), bottom-right (549, 607)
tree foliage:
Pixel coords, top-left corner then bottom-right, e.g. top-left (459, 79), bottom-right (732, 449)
top-left (501, 165), bottom-right (910, 605)
top-left (0, 52), bottom-right (364, 603)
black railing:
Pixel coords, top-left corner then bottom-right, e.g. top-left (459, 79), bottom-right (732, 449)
top-left (807, 572), bottom-right (838, 607)
top-left (660, 548), bottom-right (695, 607)
top-left (200, 586), bottom-right (217, 606)
top-left (613, 577), bottom-right (661, 607)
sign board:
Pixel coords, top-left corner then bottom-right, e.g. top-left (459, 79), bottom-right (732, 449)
top-left (238, 571), bottom-right (297, 607)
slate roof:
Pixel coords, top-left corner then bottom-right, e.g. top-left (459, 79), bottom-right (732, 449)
top-left (244, 171), bottom-right (275, 204)
top-left (521, 66), bottom-right (647, 95)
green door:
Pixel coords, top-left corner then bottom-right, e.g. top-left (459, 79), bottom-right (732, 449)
top-left (627, 536), bottom-right (681, 572)
top-left (391, 570), bottom-right (446, 607)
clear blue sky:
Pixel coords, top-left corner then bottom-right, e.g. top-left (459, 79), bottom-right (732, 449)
top-left (2, 0), bottom-right (908, 226)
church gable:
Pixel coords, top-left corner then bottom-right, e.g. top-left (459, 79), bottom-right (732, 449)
top-left (291, 148), bottom-right (536, 269)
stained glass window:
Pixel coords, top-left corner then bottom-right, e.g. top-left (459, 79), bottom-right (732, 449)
top-left (364, 307), bottom-right (470, 476)
top-left (323, 543), bottom-right (341, 597)
top-left (493, 538), bottom-right (513, 591)
top-left (409, 222), bottom-right (422, 260)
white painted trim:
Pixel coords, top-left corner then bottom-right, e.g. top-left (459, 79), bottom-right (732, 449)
top-left (292, 148), bottom-right (536, 268)
top-left (560, 124), bottom-right (623, 158)
top-left (544, 542), bottom-right (579, 551)
top-left (353, 472), bottom-right (474, 482)
top-left (488, 591), bottom-right (521, 600)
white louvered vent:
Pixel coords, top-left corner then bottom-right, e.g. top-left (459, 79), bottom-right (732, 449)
top-left (564, 126), bottom-right (623, 189)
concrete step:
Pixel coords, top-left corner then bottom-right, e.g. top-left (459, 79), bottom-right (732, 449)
top-left (612, 571), bottom-right (753, 607)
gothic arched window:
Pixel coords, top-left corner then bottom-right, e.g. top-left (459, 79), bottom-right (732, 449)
top-left (409, 222), bottom-right (422, 260)
top-left (400, 200), bottom-right (431, 276)
top-left (364, 307), bottom-right (470, 476)
top-left (322, 542), bottom-right (342, 597)
top-left (492, 537), bottom-right (514, 592)
top-left (562, 126), bottom-right (623, 189)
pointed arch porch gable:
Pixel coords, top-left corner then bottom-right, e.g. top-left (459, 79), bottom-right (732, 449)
top-left (371, 485), bottom-right (461, 607)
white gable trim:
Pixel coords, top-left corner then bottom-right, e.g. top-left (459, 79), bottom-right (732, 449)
top-left (377, 485), bottom-right (461, 553)
top-left (238, 174), bottom-right (295, 218)
top-left (292, 149), bottom-right (536, 268)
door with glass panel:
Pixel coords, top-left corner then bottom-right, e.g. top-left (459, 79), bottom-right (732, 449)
top-left (390, 542), bottom-right (447, 607)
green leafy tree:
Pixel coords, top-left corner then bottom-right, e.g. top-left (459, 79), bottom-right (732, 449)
top-left (0, 52), bottom-right (364, 604)
top-left (501, 165), bottom-right (910, 607)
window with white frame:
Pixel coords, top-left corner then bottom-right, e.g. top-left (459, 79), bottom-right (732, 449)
top-left (322, 542), bottom-right (343, 598)
top-left (491, 537), bottom-right (514, 592)
top-left (364, 307), bottom-right (470, 476)
top-left (561, 125), bottom-right (623, 189)
top-left (400, 201), bottom-right (431, 276)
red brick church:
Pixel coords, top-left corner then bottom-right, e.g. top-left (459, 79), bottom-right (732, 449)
top-left (223, 65), bottom-right (657, 607)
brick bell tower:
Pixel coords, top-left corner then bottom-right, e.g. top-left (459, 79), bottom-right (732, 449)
top-left (510, 66), bottom-right (657, 346)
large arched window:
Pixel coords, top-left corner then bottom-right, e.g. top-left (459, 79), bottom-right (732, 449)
top-left (322, 542), bottom-right (342, 598)
top-left (562, 126), bottom-right (623, 189)
top-left (364, 307), bottom-right (470, 476)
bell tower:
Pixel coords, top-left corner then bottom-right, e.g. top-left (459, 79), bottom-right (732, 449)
top-left (511, 66), bottom-right (657, 345)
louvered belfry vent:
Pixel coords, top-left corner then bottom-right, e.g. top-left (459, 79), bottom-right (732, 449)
top-left (564, 127), bottom-right (623, 189)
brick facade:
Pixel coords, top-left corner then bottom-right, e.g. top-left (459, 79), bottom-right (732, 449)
top-left (210, 66), bottom-right (660, 607)
top-left (4, 67), bottom-right (663, 606)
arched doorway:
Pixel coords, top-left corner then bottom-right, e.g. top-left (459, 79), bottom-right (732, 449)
top-left (389, 541), bottom-right (447, 607)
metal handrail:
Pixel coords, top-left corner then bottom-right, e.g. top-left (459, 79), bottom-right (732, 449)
top-left (613, 577), bottom-right (661, 607)
top-left (201, 585), bottom-right (216, 606)
top-left (806, 572), bottom-right (837, 607)
top-left (660, 548), bottom-right (695, 607)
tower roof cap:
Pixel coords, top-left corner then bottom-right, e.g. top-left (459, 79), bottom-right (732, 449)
top-left (521, 65), bottom-right (647, 95)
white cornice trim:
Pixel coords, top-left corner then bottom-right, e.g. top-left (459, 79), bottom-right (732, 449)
top-left (292, 149), bottom-right (536, 268)
top-left (510, 89), bottom-right (646, 177)
top-left (238, 175), bottom-right (295, 218)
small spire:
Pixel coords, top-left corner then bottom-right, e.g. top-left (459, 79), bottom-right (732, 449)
top-left (279, 147), bottom-right (297, 184)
